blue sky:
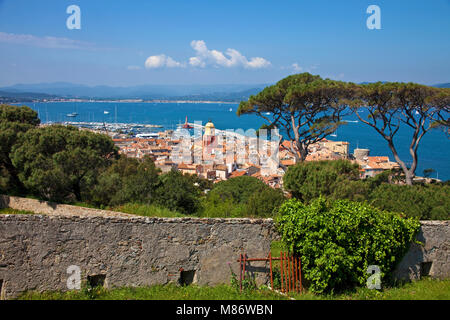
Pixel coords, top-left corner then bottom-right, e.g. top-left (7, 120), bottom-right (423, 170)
top-left (0, 0), bottom-right (449, 86)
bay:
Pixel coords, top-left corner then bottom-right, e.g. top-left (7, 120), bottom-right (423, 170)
top-left (21, 101), bottom-right (450, 181)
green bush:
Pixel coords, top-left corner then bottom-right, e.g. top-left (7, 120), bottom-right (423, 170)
top-left (283, 160), bottom-right (368, 203)
top-left (276, 197), bottom-right (420, 293)
top-left (91, 156), bottom-right (160, 206)
top-left (202, 176), bottom-right (286, 218)
top-left (0, 104), bottom-right (40, 194)
top-left (283, 160), bottom-right (449, 220)
top-left (369, 183), bottom-right (450, 220)
top-left (11, 125), bottom-right (118, 202)
top-left (154, 170), bottom-right (202, 215)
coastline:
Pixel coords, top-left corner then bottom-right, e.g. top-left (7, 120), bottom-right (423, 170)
top-left (11, 99), bottom-right (239, 105)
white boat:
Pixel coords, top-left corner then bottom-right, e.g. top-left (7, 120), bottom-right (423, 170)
top-left (136, 133), bottom-right (159, 139)
top-left (330, 129), bottom-right (338, 137)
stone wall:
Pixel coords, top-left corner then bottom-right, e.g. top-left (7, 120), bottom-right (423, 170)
top-left (393, 220), bottom-right (449, 281)
top-left (0, 196), bottom-right (276, 299)
top-left (0, 195), bottom-right (448, 299)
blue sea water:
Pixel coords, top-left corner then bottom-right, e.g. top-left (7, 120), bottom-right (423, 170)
top-left (23, 101), bottom-right (450, 181)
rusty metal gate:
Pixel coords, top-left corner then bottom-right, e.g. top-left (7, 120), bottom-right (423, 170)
top-left (238, 251), bottom-right (302, 294)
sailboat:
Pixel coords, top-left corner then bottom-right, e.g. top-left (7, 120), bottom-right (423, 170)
top-left (67, 104), bottom-right (78, 118)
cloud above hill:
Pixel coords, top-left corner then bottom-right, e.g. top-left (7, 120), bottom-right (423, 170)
top-left (145, 54), bottom-right (184, 69)
top-left (188, 40), bottom-right (271, 69)
top-left (145, 40), bottom-right (271, 70)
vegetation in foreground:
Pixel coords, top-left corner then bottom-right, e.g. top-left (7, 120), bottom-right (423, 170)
top-left (1, 103), bottom-right (449, 220)
top-left (16, 278), bottom-right (450, 300)
top-left (276, 198), bottom-right (420, 293)
top-left (0, 208), bottom-right (34, 215)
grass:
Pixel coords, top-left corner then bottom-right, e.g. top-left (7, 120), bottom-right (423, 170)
top-left (16, 278), bottom-right (450, 300)
top-left (291, 277), bottom-right (450, 300)
top-left (17, 283), bottom-right (286, 300)
top-left (0, 208), bottom-right (35, 215)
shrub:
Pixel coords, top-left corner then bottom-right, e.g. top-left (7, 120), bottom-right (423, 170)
top-left (200, 193), bottom-right (246, 218)
top-left (283, 160), bottom-right (367, 203)
top-left (369, 183), bottom-right (450, 220)
top-left (276, 197), bottom-right (420, 293)
top-left (11, 125), bottom-right (118, 202)
top-left (91, 156), bottom-right (160, 206)
top-left (202, 176), bottom-right (286, 218)
top-left (207, 176), bottom-right (269, 204)
top-left (154, 170), bottom-right (202, 215)
top-left (0, 104), bottom-right (40, 194)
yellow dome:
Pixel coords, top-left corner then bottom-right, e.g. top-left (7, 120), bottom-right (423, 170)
top-left (205, 121), bottom-right (215, 128)
top-left (205, 120), bottom-right (215, 136)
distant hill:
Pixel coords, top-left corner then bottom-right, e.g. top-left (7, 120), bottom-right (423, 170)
top-left (0, 90), bottom-right (58, 103)
top-left (433, 83), bottom-right (450, 88)
top-left (0, 82), bottom-right (268, 100)
top-left (170, 87), bottom-right (264, 102)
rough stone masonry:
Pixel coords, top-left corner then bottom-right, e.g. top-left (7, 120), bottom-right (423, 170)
top-left (0, 196), bottom-right (277, 299)
top-left (0, 195), bottom-right (448, 299)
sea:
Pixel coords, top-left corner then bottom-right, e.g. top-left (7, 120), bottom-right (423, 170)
top-left (19, 101), bottom-right (450, 181)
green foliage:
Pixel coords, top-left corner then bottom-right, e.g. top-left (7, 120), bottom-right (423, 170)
top-left (11, 125), bottom-right (118, 202)
top-left (208, 176), bottom-right (268, 203)
top-left (0, 104), bottom-right (40, 193)
top-left (276, 197), bottom-right (420, 294)
top-left (283, 160), bottom-right (367, 202)
top-left (238, 73), bottom-right (357, 161)
top-left (0, 208), bottom-right (35, 215)
top-left (201, 176), bottom-right (286, 218)
top-left (200, 193), bottom-right (247, 218)
top-left (228, 263), bottom-right (257, 292)
top-left (15, 278), bottom-right (450, 300)
top-left (283, 160), bottom-right (449, 220)
top-left (245, 186), bottom-right (286, 217)
top-left (355, 83), bottom-right (449, 185)
top-left (92, 156), bottom-right (160, 206)
top-left (369, 183), bottom-right (450, 220)
top-left (17, 283), bottom-right (287, 300)
top-left (154, 170), bottom-right (202, 214)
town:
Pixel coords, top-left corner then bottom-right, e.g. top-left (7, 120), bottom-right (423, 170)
top-left (70, 117), bottom-right (400, 189)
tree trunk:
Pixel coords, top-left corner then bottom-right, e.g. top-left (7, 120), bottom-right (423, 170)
top-left (387, 140), bottom-right (414, 185)
top-left (3, 160), bottom-right (26, 194)
top-left (404, 171), bottom-right (414, 186)
top-left (73, 182), bottom-right (82, 201)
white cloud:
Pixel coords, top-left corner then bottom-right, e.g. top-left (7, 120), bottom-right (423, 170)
top-left (166, 56), bottom-right (183, 68)
top-left (143, 40), bottom-right (270, 70)
top-left (188, 40), bottom-right (271, 69)
top-left (292, 63), bottom-right (303, 72)
top-left (0, 31), bottom-right (98, 50)
top-left (145, 54), bottom-right (184, 69)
